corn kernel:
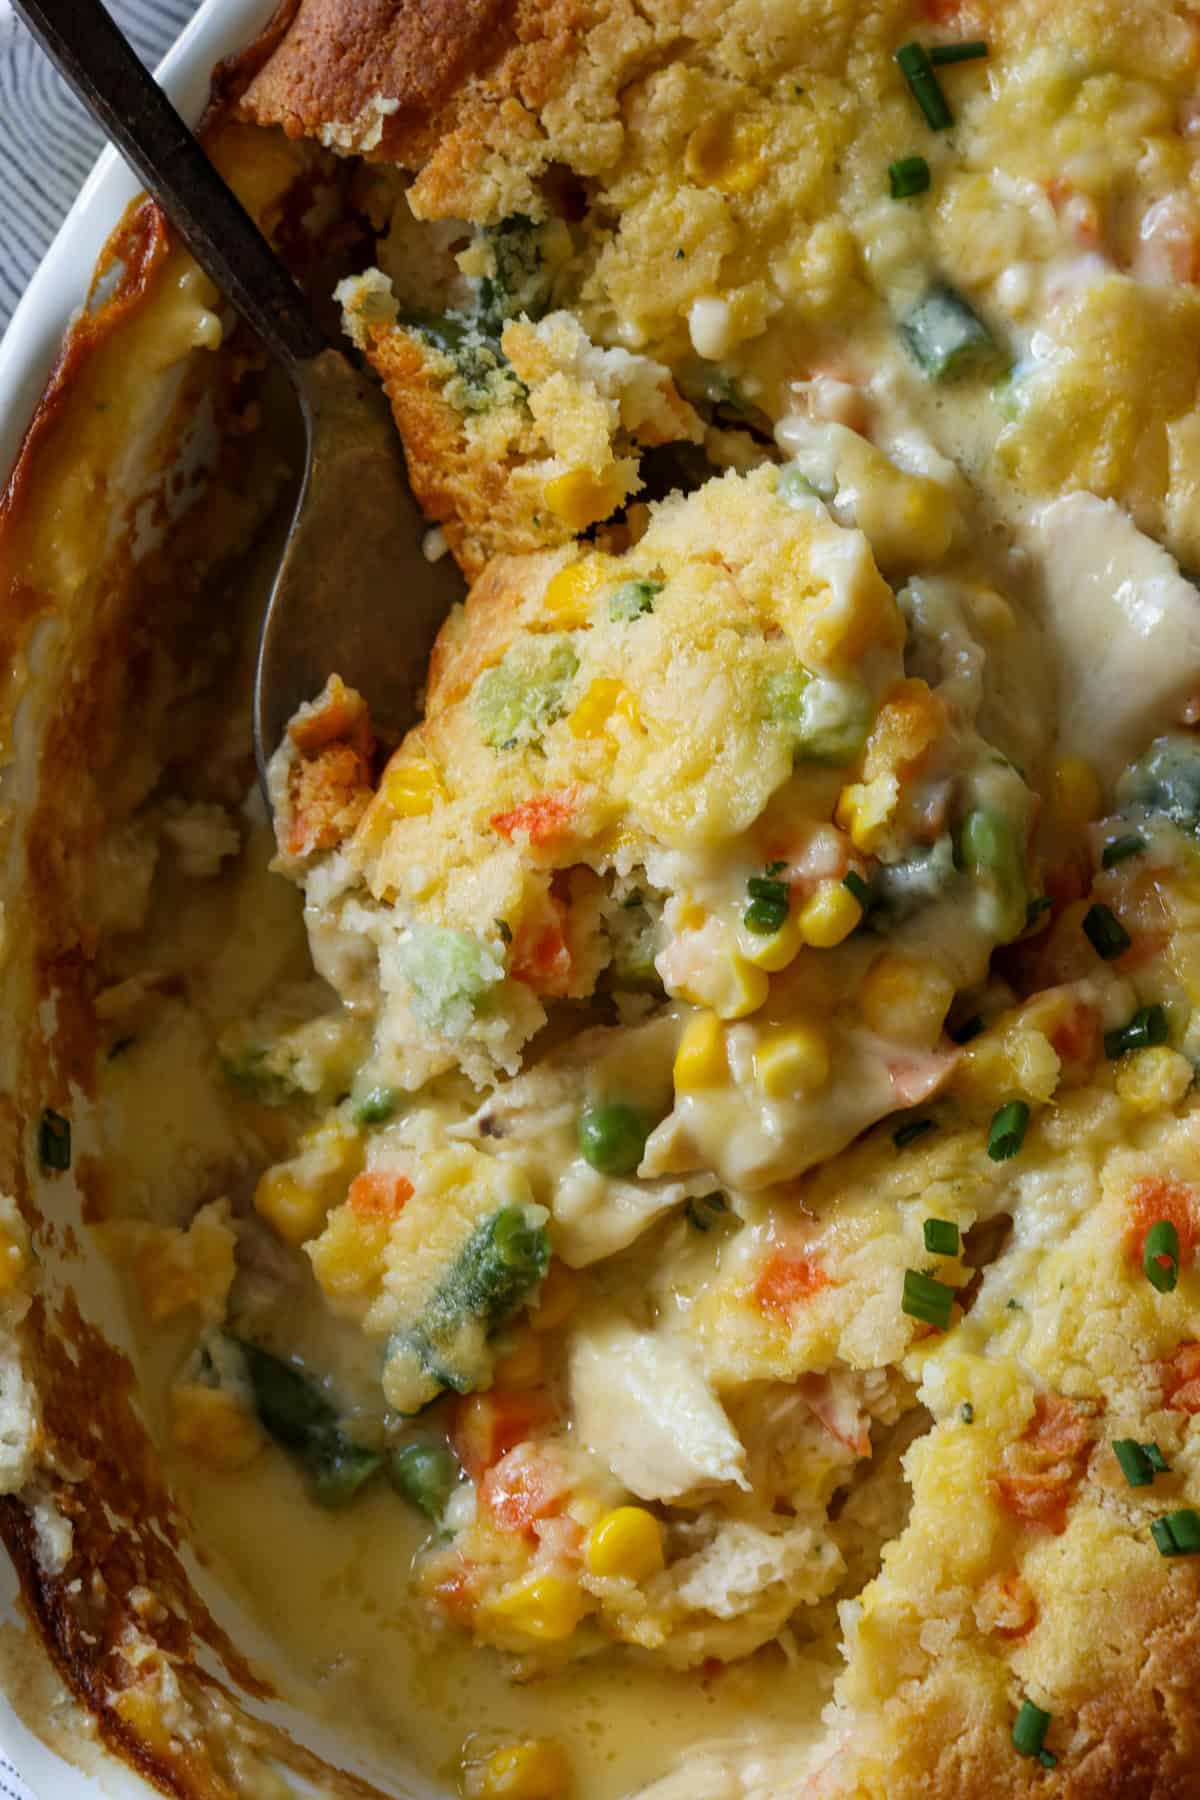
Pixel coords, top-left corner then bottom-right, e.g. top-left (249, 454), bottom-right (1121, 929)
top-left (585, 1506), bottom-right (666, 1581)
top-left (484, 1570), bottom-right (587, 1641)
top-left (836, 775), bottom-right (899, 853)
top-left (1115, 1045), bottom-right (1194, 1112)
top-left (859, 954), bottom-right (955, 1047)
top-left (307, 1202), bottom-right (390, 1298)
top-left (673, 1010), bottom-right (727, 1092)
top-left (799, 880), bottom-right (863, 949)
top-left (381, 757), bottom-right (446, 818)
top-left (684, 116), bottom-right (766, 194)
top-left (755, 1025), bottom-right (831, 1098)
top-left (531, 1260), bottom-right (579, 1331)
top-left (741, 909), bottom-right (806, 972)
top-left (567, 677), bottom-right (639, 740)
top-left (493, 1329), bottom-right (545, 1389)
top-left (170, 1384), bottom-right (263, 1470)
top-left (542, 556), bottom-right (609, 627)
top-left (544, 469), bottom-right (623, 532)
top-left (1053, 756), bottom-right (1103, 829)
top-left (253, 1168), bottom-right (328, 1246)
top-left (468, 1739), bottom-right (572, 1800)
top-left (676, 951), bottom-right (770, 1020)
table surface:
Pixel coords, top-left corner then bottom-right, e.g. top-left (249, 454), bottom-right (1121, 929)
top-left (0, 0), bottom-right (195, 335)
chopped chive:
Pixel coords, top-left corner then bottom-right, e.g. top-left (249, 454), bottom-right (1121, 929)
top-left (951, 1014), bottom-right (984, 1044)
top-left (1151, 1517), bottom-right (1177, 1556)
top-left (902, 1267), bottom-right (955, 1330)
top-left (960, 1401), bottom-right (975, 1423)
top-left (987, 1099), bottom-right (1030, 1161)
top-left (744, 873), bottom-right (790, 935)
top-left (1113, 1438), bottom-right (1154, 1487)
top-left (1012, 1699), bottom-right (1051, 1758)
top-left (896, 41), bottom-right (953, 129)
top-left (889, 155), bottom-right (931, 199)
top-left (1038, 1750), bottom-right (1058, 1769)
top-left (1144, 1219), bottom-right (1180, 1293)
top-left (1102, 833), bottom-right (1145, 869)
top-left (1082, 902), bottom-right (1131, 961)
top-left (1104, 1004), bottom-right (1168, 1061)
top-left (686, 1192), bottom-right (728, 1232)
top-left (894, 1118), bottom-right (934, 1149)
top-left (38, 1108), bottom-right (71, 1173)
top-left (924, 1217), bottom-right (959, 1256)
top-left (764, 859), bottom-right (788, 876)
top-left (843, 869), bottom-right (871, 906)
top-left (929, 39), bottom-right (988, 64)
top-left (1152, 1508), bottom-right (1200, 1556)
top-left (1025, 895), bottom-right (1052, 930)
top-left (1144, 1441), bottom-right (1171, 1474)
top-left (495, 917), bottom-right (513, 944)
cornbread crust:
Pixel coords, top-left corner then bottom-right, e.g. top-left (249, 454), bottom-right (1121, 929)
top-left (237, 0), bottom-right (543, 176)
top-left (838, 1568), bottom-right (1200, 1800)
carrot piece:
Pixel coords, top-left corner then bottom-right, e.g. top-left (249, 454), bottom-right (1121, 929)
top-left (490, 789), bottom-right (577, 847)
top-left (347, 1170), bottom-right (413, 1221)
top-left (452, 1389), bottom-right (556, 1478)
top-left (992, 1394), bottom-right (1097, 1533)
top-left (1124, 1177), bottom-right (1196, 1271)
top-left (1162, 1341), bottom-right (1200, 1413)
top-left (753, 1248), bottom-right (830, 1317)
top-left (480, 1446), bottom-right (570, 1535)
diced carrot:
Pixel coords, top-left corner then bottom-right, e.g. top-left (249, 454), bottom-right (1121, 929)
top-left (430, 1557), bottom-right (479, 1621)
top-left (1043, 860), bottom-right (1089, 911)
top-left (1161, 1341), bottom-right (1200, 1414)
top-left (452, 1388), bottom-right (556, 1479)
top-left (1124, 1177), bottom-right (1197, 1273)
top-left (753, 1248), bottom-right (830, 1317)
top-left (1047, 1000), bottom-right (1100, 1070)
top-left (510, 886), bottom-right (573, 996)
top-left (490, 789), bottom-right (578, 847)
top-left (992, 1394), bottom-right (1097, 1534)
top-left (348, 1170), bottom-right (413, 1221)
top-left (480, 1445), bottom-right (570, 1535)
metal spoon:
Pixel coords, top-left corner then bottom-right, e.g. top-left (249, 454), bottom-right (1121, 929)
top-left (13, 0), bottom-right (464, 784)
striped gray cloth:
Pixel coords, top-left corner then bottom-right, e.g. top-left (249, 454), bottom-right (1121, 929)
top-left (0, 0), bottom-right (196, 333)
top-left (0, 0), bottom-right (192, 1791)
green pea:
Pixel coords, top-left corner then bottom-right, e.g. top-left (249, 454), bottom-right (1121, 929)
top-left (388, 1442), bottom-right (460, 1521)
top-left (353, 1085), bottom-right (398, 1126)
top-left (577, 1101), bottom-right (649, 1176)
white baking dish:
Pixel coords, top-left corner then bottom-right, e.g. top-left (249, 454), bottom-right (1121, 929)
top-left (0, 3), bottom-right (435, 1794)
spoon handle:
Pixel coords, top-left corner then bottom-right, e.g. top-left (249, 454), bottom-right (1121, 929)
top-left (12, 0), bottom-right (327, 369)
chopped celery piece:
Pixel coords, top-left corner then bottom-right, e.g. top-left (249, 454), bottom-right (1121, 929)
top-left (473, 640), bottom-right (578, 749)
top-left (958, 806), bottom-right (1026, 941)
top-left (396, 927), bottom-right (503, 1038)
top-left (609, 579), bottom-right (662, 621)
top-left (766, 668), bottom-right (874, 766)
top-left (1116, 735), bottom-right (1200, 830)
top-left (900, 283), bottom-right (1001, 382)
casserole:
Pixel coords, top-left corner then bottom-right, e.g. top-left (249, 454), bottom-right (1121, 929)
top-left (7, 3), bottom-right (1200, 1798)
